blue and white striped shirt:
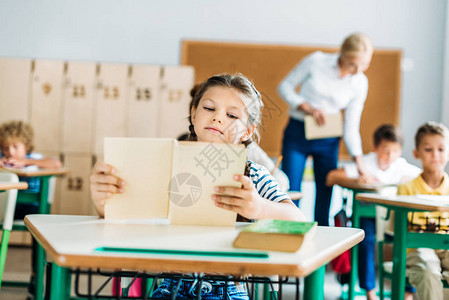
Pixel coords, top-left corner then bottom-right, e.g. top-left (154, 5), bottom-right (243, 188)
top-left (248, 160), bottom-right (290, 202)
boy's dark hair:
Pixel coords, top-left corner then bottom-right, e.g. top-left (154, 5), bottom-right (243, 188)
top-left (373, 124), bottom-right (403, 147)
top-left (0, 120), bottom-right (34, 154)
top-left (415, 121), bottom-right (449, 149)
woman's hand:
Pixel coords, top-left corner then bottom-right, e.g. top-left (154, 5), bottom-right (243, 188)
top-left (212, 174), bottom-right (263, 220)
top-left (89, 162), bottom-right (126, 217)
top-left (354, 155), bottom-right (377, 184)
top-left (297, 103), bottom-right (326, 125)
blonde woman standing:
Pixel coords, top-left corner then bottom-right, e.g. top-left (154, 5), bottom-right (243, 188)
top-left (278, 33), bottom-right (373, 225)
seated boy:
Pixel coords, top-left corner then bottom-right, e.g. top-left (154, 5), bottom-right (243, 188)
top-left (0, 120), bottom-right (61, 197)
top-left (326, 124), bottom-right (421, 300)
top-left (0, 120), bottom-right (61, 297)
top-left (398, 121), bottom-right (449, 300)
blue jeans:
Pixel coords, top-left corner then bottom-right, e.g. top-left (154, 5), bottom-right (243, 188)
top-left (151, 278), bottom-right (249, 300)
top-left (358, 217), bottom-right (376, 291)
top-left (282, 119), bottom-right (339, 226)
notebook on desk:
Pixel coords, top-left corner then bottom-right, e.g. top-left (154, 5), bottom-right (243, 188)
top-left (0, 165), bottom-right (39, 173)
top-left (304, 113), bottom-right (343, 140)
top-left (412, 194), bottom-right (449, 205)
top-left (104, 138), bottom-right (247, 226)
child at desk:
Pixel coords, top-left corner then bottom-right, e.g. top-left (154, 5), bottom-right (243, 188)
top-left (0, 120), bottom-right (61, 298)
top-left (326, 124), bottom-right (421, 300)
top-left (398, 121), bottom-right (449, 300)
top-left (90, 74), bottom-right (306, 299)
top-left (0, 120), bottom-right (61, 213)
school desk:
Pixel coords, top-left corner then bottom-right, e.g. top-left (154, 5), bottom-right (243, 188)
top-left (335, 183), bottom-right (385, 300)
top-left (24, 214), bottom-right (364, 300)
top-left (9, 168), bottom-right (70, 214)
top-left (355, 193), bottom-right (449, 300)
top-left (0, 182), bottom-right (28, 191)
top-left (0, 167), bottom-right (69, 300)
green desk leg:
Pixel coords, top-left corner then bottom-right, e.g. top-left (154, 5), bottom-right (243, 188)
top-left (50, 264), bottom-right (71, 300)
top-left (35, 176), bottom-right (51, 300)
top-left (38, 176), bottom-right (51, 214)
top-left (391, 209), bottom-right (407, 300)
top-left (348, 196), bottom-right (360, 300)
top-left (304, 266), bottom-right (325, 300)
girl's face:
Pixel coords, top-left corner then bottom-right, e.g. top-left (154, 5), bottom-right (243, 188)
top-left (191, 86), bottom-right (254, 144)
top-left (1, 138), bottom-right (27, 159)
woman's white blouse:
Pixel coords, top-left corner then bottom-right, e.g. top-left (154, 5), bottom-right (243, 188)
top-left (278, 51), bottom-right (369, 157)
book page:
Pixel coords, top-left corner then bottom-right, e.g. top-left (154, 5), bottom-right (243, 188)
top-left (168, 141), bottom-right (247, 226)
top-left (104, 138), bottom-right (174, 219)
top-left (304, 113), bottom-right (343, 140)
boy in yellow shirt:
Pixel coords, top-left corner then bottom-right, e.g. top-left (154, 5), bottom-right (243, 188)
top-left (398, 121), bottom-right (449, 300)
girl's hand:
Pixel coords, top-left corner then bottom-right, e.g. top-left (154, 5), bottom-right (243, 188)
top-left (89, 162), bottom-right (126, 217)
top-left (212, 174), bottom-right (263, 220)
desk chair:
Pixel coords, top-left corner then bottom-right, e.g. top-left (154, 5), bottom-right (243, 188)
top-left (376, 207), bottom-right (449, 300)
top-left (3, 174), bottom-right (57, 300)
top-left (0, 172), bottom-right (20, 289)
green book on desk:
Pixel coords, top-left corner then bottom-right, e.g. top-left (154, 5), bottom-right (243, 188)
top-left (233, 219), bottom-right (317, 252)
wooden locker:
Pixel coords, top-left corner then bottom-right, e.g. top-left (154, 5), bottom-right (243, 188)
top-left (93, 63), bottom-right (128, 154)
top-left (158, 66), bottom-right (194, 139)
top-left (127, 65), bottom-right (160, 137)
top-left (30, 60), bottom-right (64, 152)
top-left (8, 232), bottom-right (32, 246)
top-left (0, 58), bottom-right (32, 123)
top-left (62, 61), bottom-right (96, 153)
top-left (57, 153), bottom-right (93, 215)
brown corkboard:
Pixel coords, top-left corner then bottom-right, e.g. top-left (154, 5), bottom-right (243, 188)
top-left (181, 40), bottom-right (401, 159)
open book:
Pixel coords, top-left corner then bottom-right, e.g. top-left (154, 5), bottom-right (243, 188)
top-left (104, 138), bottom-right (247, 226)
top-left (233, 219), bottom-right (318, 252)
top-left (304, 113), bottom-right (343, 140)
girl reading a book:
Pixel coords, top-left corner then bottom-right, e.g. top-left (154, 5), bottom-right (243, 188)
top-left (90, 74), bottom-right (306, 299)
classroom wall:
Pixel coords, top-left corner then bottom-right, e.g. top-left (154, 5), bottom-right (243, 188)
top-left (0, 0), bottom-right (448, 165)
top-left (443, 2), bottom-right (449, 132)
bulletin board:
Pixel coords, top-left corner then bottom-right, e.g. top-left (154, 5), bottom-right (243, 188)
top-left (181, 40), bottom-right (402, 159)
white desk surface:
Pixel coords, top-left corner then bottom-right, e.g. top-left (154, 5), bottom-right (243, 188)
top-left (0, 167), bottom-right (69, 177)
top-left (0, 182), bottom-right (28, 190)
top-left (337, 182), bottom-right (395, 192)
top-left (25, 215), bottom-right (364, 277)
top-left (356, 193), bottom-right (449, 212)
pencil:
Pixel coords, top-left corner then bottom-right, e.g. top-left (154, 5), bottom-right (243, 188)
top-left (271, 155), bottom-right (283, 175)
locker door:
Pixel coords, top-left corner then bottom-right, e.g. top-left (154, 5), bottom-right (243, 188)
top-left (62, 61), bottom-right (96, 153)
top-left (0, 58), bottom-right (32, 123)
top-left (30, 60), bottom-right (64, 152)
top-left (158, 66), bottom-right (194, 138)
top-left (93, 63), bottom-right (128, 155)
top-left (127, 65), bottom-right (160, 137)
top-left (57, 153), bottom-right (93, 215)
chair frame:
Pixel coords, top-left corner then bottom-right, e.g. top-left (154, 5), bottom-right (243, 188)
top-left (0, 172), bottom-right (20, 289)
